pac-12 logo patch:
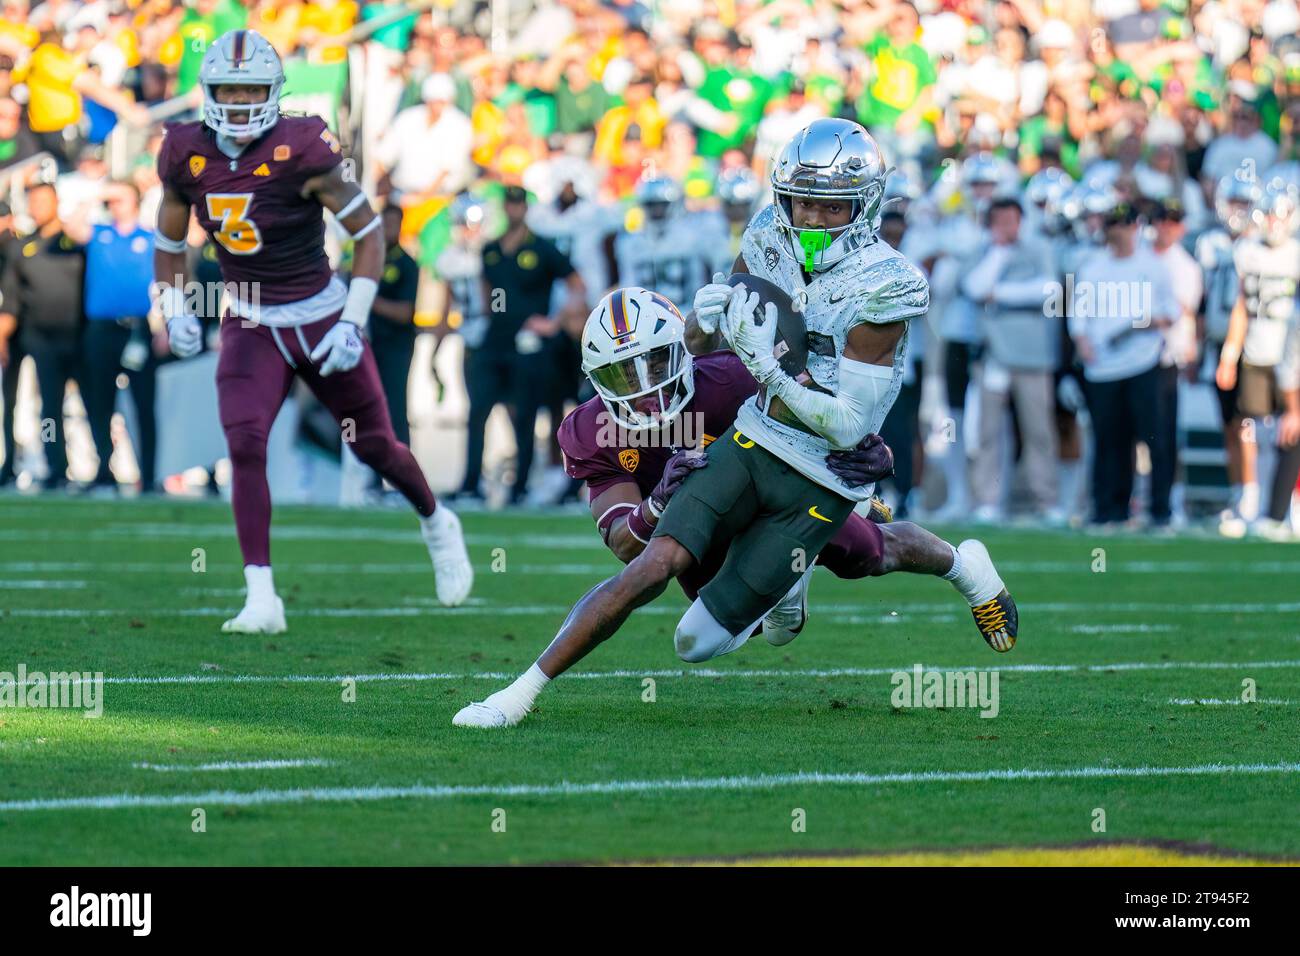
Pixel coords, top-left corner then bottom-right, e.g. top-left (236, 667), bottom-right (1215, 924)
top-left (764, 246), bottom-right (780, 270)
top-left (618, 449), bottom-right (640, 472)
top-left (273, 145), bottom-right (291, 161)
top-left (189, 155), bottom-right (206, 178)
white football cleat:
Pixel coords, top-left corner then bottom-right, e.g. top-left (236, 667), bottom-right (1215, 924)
top-left (221, 596), bottom-right (287, 634)
top-left (762, 563), bottom-right (815, 646)
top-left (421, 505), bottom-right (473, 607)
top-left (452, 700), bottom-right (513, 728)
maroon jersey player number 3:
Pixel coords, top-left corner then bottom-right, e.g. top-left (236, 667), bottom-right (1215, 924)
top-left (153, 28), bottom-right (473, 634)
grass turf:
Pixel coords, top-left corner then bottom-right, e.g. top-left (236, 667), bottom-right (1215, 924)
top-left (0, 496), bottom-right (1297, 865)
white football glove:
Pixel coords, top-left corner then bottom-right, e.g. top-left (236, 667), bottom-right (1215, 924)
top-left (310, 320), bottom-right (365, 377)
top-left (691, 271), bottom-right (735, 335)
top-left (166, 314), bottom-right (203, 359)
top-left (724, 289), bottom-right (780, 384)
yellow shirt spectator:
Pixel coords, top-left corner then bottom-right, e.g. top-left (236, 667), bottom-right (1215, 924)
top-left (249, 1), bottom-right (305, 57)
top-left (593, 98), bottom-right (665, 166)
top-left (25, 43), bottom-right (86, 133)
top-left (0, 19), bottom-right (40, 57)
top-left (300, 0), bottom-right (357, 64)
top-left (471, 100), bottom-right (506, 168)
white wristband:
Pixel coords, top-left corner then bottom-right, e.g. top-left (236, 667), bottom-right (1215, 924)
top-left (341, 276), bottom-right (379, 330)
top-left (158, 285), bottom-right (188, 323)
top-left (154, 232), bottom-right (188, 254)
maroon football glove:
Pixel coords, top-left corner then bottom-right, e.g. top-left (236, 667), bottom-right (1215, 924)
top-left (648, 449), bottom-right (709, 516)
top-left (825, 433), bottom-right (894, 488)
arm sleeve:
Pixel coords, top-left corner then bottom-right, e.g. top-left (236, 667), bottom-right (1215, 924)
top-left (767, 355), bottom-right (898, 449)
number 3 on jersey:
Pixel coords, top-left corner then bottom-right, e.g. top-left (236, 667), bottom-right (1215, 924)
top-left (206, 193), bottom-right (263, 255)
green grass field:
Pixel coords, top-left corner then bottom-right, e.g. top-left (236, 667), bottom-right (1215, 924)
top-left (1, 496), bottom-right (1297, 865)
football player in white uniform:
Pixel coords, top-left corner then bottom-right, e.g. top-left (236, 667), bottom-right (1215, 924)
top-left (1216, 181), bottom-right (1300, 537)
top-left (453, 119), bottom-right (1018, 729)
top-left (1198, 174), bottom-right (1262, 523)
top-left (611, 176), bottom-right (714, 310)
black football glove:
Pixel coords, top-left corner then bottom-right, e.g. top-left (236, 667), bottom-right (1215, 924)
top-left (648, 449), bottom-right (709, 516)
top-left (825, 433), bottom-right (894, 488)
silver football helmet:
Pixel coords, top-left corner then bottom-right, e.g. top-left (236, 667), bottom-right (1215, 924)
top-left (716, 166), bottom-right (760, 222)
top-left (1215, 175), bottom-right (1263, 236)
top-left (1061, 179), bottom-right (1120, 243)
top-left (200, 29), bottom-right (284, 141)
top-left (635, 175), bottom-right (683, 235)
top-left (1025, 167), bottom-right (1075, 209)
top-left (770, 117), bottom-right (888, 272)
top-left (1252, 179), bottom-right (1300, 246)
top-left (582, 287), bottom-right (695, 432)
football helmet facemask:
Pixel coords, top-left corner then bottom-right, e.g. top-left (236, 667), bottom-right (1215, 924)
top-left (581, 287), bottom-right (695, 432)
top-left (770, 118), bottom-right (887, 273)
top-left (200, 29), bottom-right (285, 141)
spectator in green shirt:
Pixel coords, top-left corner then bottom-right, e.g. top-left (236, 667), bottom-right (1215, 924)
top-left (177, 0), bottom-right (248, 96)
top-left (856, 2), bottom-right (937, 181)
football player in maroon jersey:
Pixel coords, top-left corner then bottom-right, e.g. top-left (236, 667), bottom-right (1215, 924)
top-left (153, 30), bottom-right (472, 633)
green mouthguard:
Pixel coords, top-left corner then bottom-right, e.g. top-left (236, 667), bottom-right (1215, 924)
top-left (798, 230), bottom-right (832, 271)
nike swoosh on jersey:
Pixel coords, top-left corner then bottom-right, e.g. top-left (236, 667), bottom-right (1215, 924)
top-left (808, 506), bottom-right (832, 522)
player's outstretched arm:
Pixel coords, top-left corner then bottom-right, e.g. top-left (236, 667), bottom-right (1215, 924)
top-left (153, 185), bottom-right (202, 359)
top-left (304, 167), bottom-right (384, 375)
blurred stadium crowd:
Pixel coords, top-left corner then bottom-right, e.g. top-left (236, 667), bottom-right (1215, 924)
top-left (1, 0), bottom-right (1299, 535)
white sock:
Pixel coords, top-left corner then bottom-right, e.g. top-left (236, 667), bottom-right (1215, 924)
top-left (485, 663), bottom-right (550, 721)
top-left (244, 565), bottom-right (275, 605)
top-left (940, 543), bottom-right (982, 605)
top-left (1239, 482), bottom-right (1260, 522)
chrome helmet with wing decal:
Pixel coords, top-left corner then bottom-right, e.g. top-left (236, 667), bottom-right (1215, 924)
top-left (634, 175), bottom-right (684, 237)
top-left (199, 29), bottom-right (285, 141)
top-left (581, 287), bottom-right (695, 432)
top-left (770, 117), bottom-right (888, 272)
top-left (1252, 178), bottom-right (1300, 245)
top-left (1215, 174), bottom-right (1263, 236)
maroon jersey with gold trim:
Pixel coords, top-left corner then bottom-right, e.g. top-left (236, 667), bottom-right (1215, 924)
top-left (157, 115), bottom-right (343, 304)
top-left (559, 351), bottom-right (758, 500)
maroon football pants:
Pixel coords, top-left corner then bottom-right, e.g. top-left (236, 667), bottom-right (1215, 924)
top-left (217, 312), bottom-right (436, 566)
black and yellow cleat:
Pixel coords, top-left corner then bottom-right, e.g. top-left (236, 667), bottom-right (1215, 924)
top-left (866, 495), bottom-right (894, 524)
top-left (971, 590), bottom-right (1017, 652)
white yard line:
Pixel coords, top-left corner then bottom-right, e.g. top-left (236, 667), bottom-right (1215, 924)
top-left (133, 758), bottom-right (334, 772)
top-left (1168, 698), bottom-right (1291, 706)
top-left (14, 658), bottom-right (1300, 688)
top-left (2, 761), bottom-right (1297, 813)
top-left (1070, 624), bottom-right (1176, 634)
top-left (6, 557), bottom-right (1300, 574)
top-left (5, 600), bottom-right (1300, 619)
top-left (0, 580), bottom-right (87, 589)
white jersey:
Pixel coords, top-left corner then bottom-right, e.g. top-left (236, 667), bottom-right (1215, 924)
top-left (614, 216), bottom-right (714, 314)
top-left (1234, 237), bottom-right (1300, 368)
top-left (526, 198), bottom-right (608, 311)
top-left (733, 203), bottom-right (930, 501)
top-left (1195, 228), bottom-right (1238, 344)
top-left (437, 244), bottom-right (489, 349)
